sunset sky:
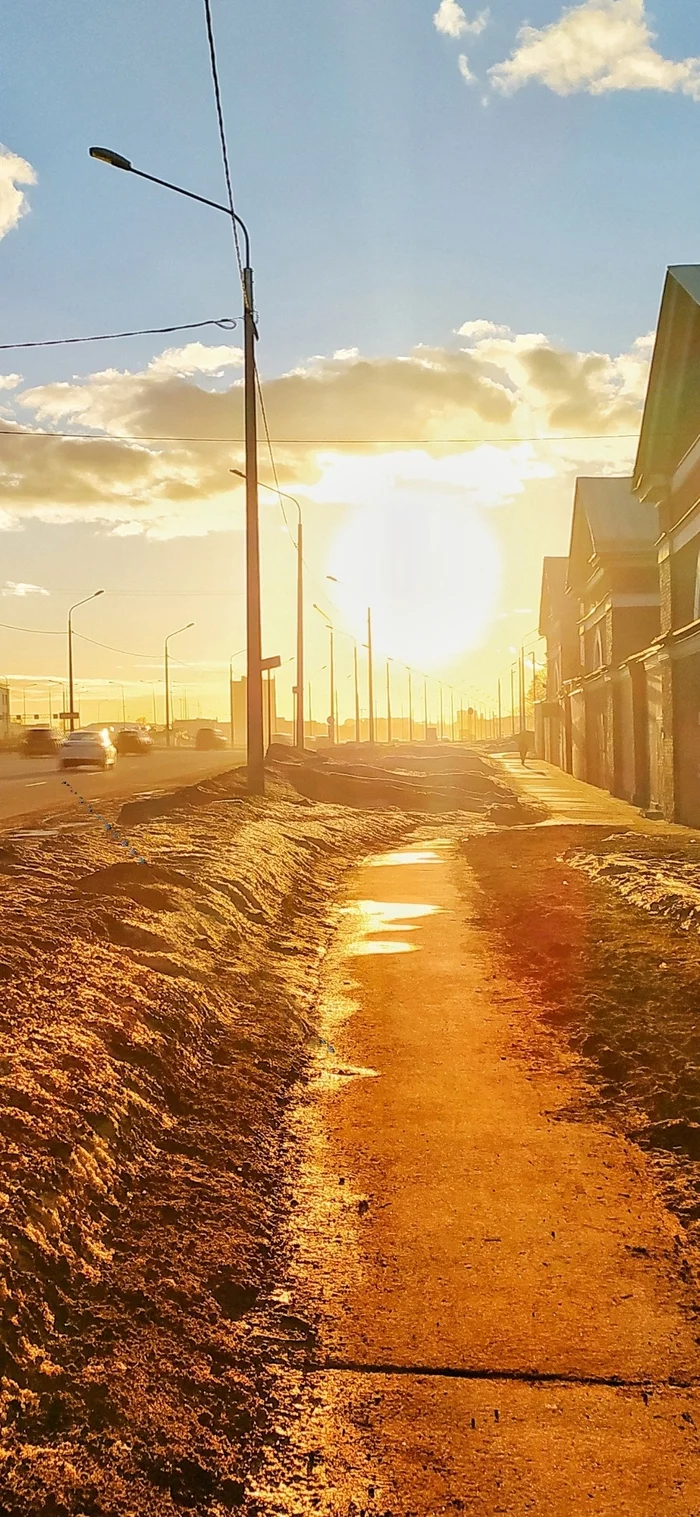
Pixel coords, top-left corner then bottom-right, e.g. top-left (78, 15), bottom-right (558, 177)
top-left (0, 0), bottom-right (698, 724)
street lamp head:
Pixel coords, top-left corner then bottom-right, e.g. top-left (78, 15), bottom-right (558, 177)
top-left (94, 589), bottom-right (105, 597)
top-left (89, 146), bottom-right (132, 172)
top-left (229, 469), bottom-right (246, 481)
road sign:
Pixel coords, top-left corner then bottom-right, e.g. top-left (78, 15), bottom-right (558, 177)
top-left (59, 711), bottom-right (80, 721)
top-left (261, 655), bottom-right (281, 672)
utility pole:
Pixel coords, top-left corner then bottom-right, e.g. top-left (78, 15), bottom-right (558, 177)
top-left (354, 645), bottom-right (360, 743)
top-left (329, 627), bottom-right (335, 743)
top-left (439, 684), bottom-right (444, 741)
top-left (89, 149), bottom-right (264, 794)
top-left (498, 678), bottom-right (502, 740)
top-left (367, 607), bottom-right (375, 744)
top-left (450, 687), bottom-right (454, 742)
top-left (242, 264), bottom-right (264, 790)
top-left (408, 667), bottom-right (413, 743)
top-left (519, 647), bottom-right (526, 733)
top-left (295, 510), bottom-right (304, 750)
top-left (531, 649), bottom-right (537, 730)
top-left (510, 666), bottom-right (515, 737)
top-left (165, 622), bottom-right (194, 749)
top-left (68, 590), bottom-right (103, 732)
top-left (424, 677), bottom-right (429, 741)
top-left (229, 656), bottom-right (235, 747)
top-left (386, 659), bottom-right (392, 744)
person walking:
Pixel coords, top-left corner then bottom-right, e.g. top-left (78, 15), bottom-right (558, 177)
top-left (517, 730), bottom-right (529, 766)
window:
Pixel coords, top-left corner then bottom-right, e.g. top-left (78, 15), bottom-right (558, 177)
top-left (593, 626), bottom-right (604, 670)
top-left (693, 545), bottom-right (700, 622)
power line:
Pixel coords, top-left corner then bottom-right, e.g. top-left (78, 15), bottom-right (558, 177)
top-left (0, 429), bottom-right (641, 446)
top-left (0, 317), bottom-right (237, 352)
top-left (202, 0), bottom-right (246, 296)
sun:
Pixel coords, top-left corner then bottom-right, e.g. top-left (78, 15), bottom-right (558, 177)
top-left (327, 491), bottom-right (500, 669)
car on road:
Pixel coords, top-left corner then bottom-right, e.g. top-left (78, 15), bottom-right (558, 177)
top-left (115, 724), bottom-right (153, 757)
top-left (22, 726), bottom-right (61, 757)
top-left (195, 726), bottom-right (227, 751)
top-left (59, 728), bottom-right (117, 771)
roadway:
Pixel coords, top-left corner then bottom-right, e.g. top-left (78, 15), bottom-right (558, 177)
top-left (0, 747), bottom-right (245, 829)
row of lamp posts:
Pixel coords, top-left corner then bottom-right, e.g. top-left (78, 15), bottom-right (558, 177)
top-left (87, 145), bottom-right (503, 773)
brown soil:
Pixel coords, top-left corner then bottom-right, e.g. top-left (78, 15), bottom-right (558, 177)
top-left (463, 824), bottom-right (700, 1255)
top-left (0, 767), bottom-right (410, 1516)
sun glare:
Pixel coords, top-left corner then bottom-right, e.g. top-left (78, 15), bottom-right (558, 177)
top-left (324, 455), bottom-right (502, 667)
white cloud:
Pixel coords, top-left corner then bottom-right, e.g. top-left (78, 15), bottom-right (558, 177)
top-left (0, 374), bottom-right (22, 390)
top-left (148, 342), bottom-right (243, 378)
top-left (434, 0), bottom-right (489, 40)
top-left (458, 54), bottom-right (475, 83)
top-left (0, 320), bottom-right (651, 539)
top-left (0, 145), bottom-right (36, 240)
top-left (490, 0), bottom-right (700, 100)
top-left (2, 581), bottom-right (48, 597)
top-left (458, 319), bottom-right (512, 341)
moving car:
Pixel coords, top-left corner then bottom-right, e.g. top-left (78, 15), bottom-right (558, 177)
top-left (22, 726), bottom-right (60, 757)
top-left (115, 724), bottom-right (153, 757)
top-left (195, 726), bottom-right (227, 751)
top-left (59, 728), bottom-right (117, 771)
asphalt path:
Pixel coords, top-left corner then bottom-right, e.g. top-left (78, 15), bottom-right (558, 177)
top-left (257, 833), bottom-right (700, 1513)
top-left (0, 748), bottom-right (245, 829)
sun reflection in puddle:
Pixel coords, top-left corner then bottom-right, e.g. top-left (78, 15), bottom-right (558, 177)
top-left (369, 848), bottom-right (445, 867)
top-left (348, 939), bottom-right (417, 956)
top-left (342, 898), bottom-right (441, 958)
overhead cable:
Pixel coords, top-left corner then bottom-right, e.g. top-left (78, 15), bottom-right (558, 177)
top-left (0, 317), bottom-right (237, 352)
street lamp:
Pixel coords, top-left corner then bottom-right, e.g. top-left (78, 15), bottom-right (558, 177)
top-left (386, 657), bottom-right (393, 745)
top-left (89, 145), bottom-right (264, 795)
top-left (326, 576), bottom-right (375, 746)
top-left (164, 623), bottom-right (194, 748)
top-left (313, 605), bottom-right (335, 744)
top-left (68, 590), bottom-right (104, 732)
top-left (231, 469), bottom-right (304, 751)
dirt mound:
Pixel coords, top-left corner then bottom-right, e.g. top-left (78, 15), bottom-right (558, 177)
top-left (271, 746), bottom-right (538, 821)
top-left (463, 825), bottom-right (700, 1248)
top-left (0, 782), bottom-right (410, 1515)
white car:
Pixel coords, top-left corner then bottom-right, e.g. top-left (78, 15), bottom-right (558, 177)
top-left (60, 728), bottom-right (117, 771)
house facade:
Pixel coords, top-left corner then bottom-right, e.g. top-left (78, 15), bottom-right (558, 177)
top-left (633, 265), bottom-right (700, 825)
top-left (538, 476), bottom-right (660, 802)
top-left (537, 557), bottom-right (579, 769)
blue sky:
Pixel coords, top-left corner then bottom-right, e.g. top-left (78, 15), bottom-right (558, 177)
top-left (0, 0), bottom-right (698, 721)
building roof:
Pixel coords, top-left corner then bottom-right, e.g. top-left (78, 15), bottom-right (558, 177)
top-left (566, 476), bottom-right (658, 594)
top-left (538, 557), bottom-right (568, 636)
top-left (634, 265), bottom-right (700, 501)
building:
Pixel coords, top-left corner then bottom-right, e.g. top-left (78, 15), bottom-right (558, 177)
top-left (230, 674), bottom-right (278, 751)
top-left (0, 684), bottom-right (9, 740)
top-left (537, 477), bottom-right (659, 799)
top-left (537, 557), bottom-right (579, 768)
top-left (632, 264), bottom-right (700, 824)
top-left (566, 476), bottom-right (659, 799)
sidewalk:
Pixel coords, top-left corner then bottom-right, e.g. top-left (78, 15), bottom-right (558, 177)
top-left (252, 834), bottom-right (700, 1514)
top-left (494, 751), bottom-right (681, 833)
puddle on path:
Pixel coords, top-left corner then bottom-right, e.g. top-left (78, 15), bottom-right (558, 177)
top-left (341, 897), bottom-right (442, 959)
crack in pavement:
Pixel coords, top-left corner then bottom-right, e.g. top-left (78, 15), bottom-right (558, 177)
top-left (271, 1356), bottom-right (700, 1389)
